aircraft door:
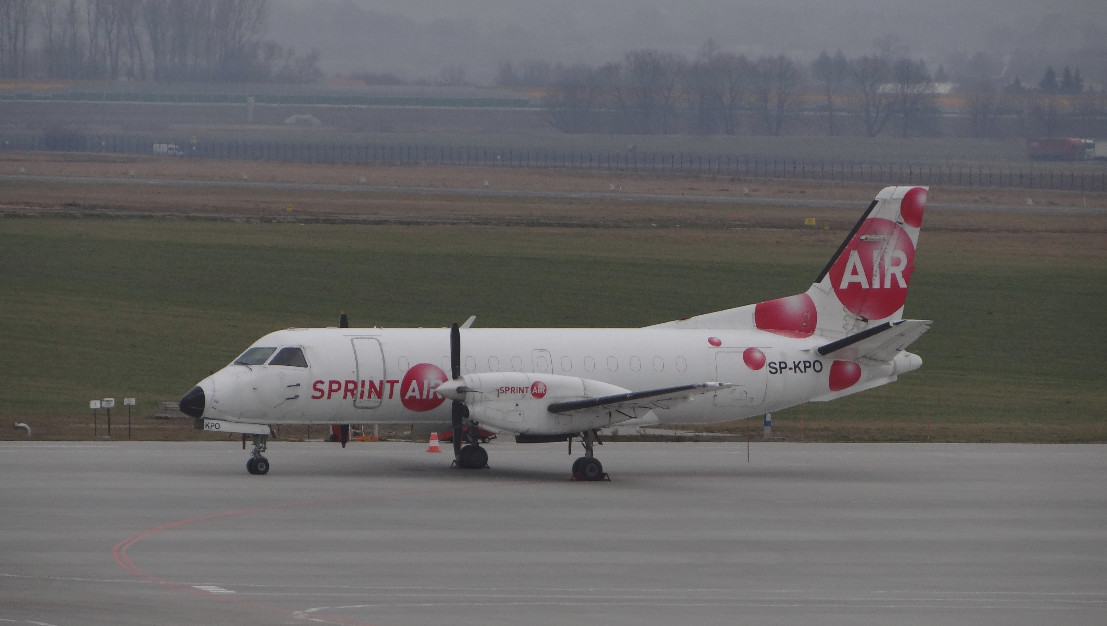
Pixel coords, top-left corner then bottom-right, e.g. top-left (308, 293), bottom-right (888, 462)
top-left (713, 350), bottom-right (767, 407)
top-left (531, 349), bottom-right (553, 374)
top-left (351, 337), bottom-right (386, 409)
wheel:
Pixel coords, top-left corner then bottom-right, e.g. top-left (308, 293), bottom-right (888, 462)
top-left (458, 445), bottom-right (488, 469)
top-left (247, 457), bottom-right (269, 475)
top-left (576, 457), bottom-right (604, 481)
top-left (571, 457), bottom-right (585, 476)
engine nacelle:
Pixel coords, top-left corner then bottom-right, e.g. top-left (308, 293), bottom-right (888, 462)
top-left (437, 372), bottom-right (632, 435)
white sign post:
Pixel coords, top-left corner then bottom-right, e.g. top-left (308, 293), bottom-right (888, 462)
top-left (90, 400), bottom-right (101, 436)
top-left (103, 398), bottom-right (115, 437)
top-left (124, 398), bottom-right (136, 439)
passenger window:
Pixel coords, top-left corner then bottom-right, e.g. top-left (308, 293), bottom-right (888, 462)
top-left (235, 346), bottom-right (276, 366)
top-left (269, 347), bottom-right (308, 367)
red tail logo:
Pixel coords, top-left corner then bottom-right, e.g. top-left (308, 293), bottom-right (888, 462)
top-left (830, 218), bottom-right (915, 320)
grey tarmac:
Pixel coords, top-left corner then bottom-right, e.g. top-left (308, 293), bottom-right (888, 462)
top-left (2, 441), bottom-right (1105, 626)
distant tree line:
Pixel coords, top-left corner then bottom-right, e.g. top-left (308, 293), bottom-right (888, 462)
top-left (498, 42), bottom-right (1104, 139)
top-left (0, 0), bottom-right (321, 82)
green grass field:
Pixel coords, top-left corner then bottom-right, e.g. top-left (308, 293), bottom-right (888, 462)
top-left (2, 214), bottom-right (1105, 441)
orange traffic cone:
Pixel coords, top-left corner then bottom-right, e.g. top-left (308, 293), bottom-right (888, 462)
top-left (427, 432), bottom-right (442, 453)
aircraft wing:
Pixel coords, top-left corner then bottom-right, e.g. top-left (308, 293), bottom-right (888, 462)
top-left (547, 382), bottom-right (728, 416)
top-left (817, 319), bottom-right (931, 363)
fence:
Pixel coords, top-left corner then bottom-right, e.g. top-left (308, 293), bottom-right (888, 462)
top-left (3, 133), bottom-right (1105, 192)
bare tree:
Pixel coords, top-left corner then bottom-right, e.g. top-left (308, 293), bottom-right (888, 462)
top-left (140, 0), bottom-right (170, 80)
top-left (0, 0), bottom-right (34, 78)
top-left (956, 52), bottom-right (1003, 138)
top-left (811, 50), bottom-right (849, 136)
top-left (212, 0), bottom-right (267, 80)
top-left (120, 1), bottom-right (145, 79)
top-left (752, 55), bottom-right (800, 136)
top-left (621, 49), bottom-right (687, 134)
top-left (890, 58), bottom-right (934, 136)
top-left (688, 40), bottom-right (725, 134)
top-left (545, 63), bottom-right (616, 133)
top-left (851, 54), bottom-right (891, 137)
top-left (965, 83), bottom-right (1000, 138)
top-left (93, 0), bottom-right (130, 79)
top-left (687, 40), bottom-right (752, 136)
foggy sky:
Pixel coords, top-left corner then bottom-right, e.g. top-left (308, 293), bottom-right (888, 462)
top-left (269, 0), bottom-right (1107, 84)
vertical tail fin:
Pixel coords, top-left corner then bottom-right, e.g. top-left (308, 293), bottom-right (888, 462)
top-left (649, 186), bottom-right (927, 337)
top-left (805, 185), bottom-right (926, 337)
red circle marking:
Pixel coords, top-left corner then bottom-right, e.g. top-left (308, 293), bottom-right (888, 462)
top-left (901, 187), bottom-right (927, 228)
top-left (743, 347), bottom-right (766, 370)
top-left (754, 293), bottom-right (817, 338)
top-left (829, 360), bottom-right (862, 391)
top-left (530, 381), bottom-right (547, 399)
top-left (399, 363), bottom-right (448, 411)
top-left (708, 336), bottom-right (722, 347)
top-left (828, 218), bottom-right (915, 320)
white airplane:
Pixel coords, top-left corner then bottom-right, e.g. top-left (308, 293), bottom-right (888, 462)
top-left (180, 186), bottom-right (930, 480)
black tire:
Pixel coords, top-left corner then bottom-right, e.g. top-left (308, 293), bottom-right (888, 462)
top-left (254, 457), bottom-right (270, 475)
top-left (459, 445), bottom-right (487, 469)
top-left (246, 457), bottom-right (259, 475)
top-left (578, 457), bottom-right (604, 481)
top-left (571, 457), bottom-right (585, 476)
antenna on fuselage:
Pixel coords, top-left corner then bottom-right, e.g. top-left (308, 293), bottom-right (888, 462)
top-left (339, 311), bottom-right (349, 328)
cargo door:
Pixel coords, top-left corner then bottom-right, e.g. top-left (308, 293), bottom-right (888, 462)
top-left (713, 350), bottom-right (766, 407)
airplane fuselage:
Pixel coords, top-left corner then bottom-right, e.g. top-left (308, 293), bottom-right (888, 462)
top-left (197, 325), bottom-right (917, 435)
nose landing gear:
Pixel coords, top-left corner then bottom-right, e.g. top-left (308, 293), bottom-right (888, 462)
top-left (245, 433), bottom-right (270, 475)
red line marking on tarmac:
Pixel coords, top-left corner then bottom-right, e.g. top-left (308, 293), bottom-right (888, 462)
top-left (111, 483), bottom-right (506, 626)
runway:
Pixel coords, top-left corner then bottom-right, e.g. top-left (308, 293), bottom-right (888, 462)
top-left (2, 441), bottom-right (1105, 626)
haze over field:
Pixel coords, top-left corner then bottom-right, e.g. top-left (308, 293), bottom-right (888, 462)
top-left (269, 0), bottom-right (1106, 84)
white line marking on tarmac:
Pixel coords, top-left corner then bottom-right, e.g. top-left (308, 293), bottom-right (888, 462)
top-left (191, 584), bottom-right (236, 595)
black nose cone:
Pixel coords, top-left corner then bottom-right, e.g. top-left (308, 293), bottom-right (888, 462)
top-left (179, 386), bottom-right (206, 419)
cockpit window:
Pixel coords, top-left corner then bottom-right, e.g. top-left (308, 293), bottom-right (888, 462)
top-left (269, 347), bottom-right (308, 368)
top-left (234, 346), bottom-right (276, 366)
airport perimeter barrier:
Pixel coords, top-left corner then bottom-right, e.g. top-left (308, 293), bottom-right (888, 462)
top-left (2, 133), bottom-right (1104, 193)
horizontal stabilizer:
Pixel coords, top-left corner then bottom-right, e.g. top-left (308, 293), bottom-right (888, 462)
top-left (817, 319), bottom-right (931, 363)
top-left (547, 382), bottom-right (728, 416)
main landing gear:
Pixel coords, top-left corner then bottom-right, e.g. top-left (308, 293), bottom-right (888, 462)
top-left (571, 430), bottom-right (609, 482)
top-left (245, 433), bottom-right (270, 475)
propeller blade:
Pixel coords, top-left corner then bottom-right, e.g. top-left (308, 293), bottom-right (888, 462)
top-left (450, 322), bottom-right (461, 380)
top-left (449, 322), bottom-right (464, 459)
